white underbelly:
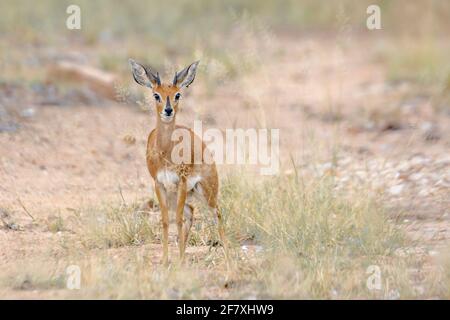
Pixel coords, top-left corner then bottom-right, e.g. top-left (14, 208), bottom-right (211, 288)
top-left (156, 169), bottom-right (179, 192)
top-left (156, 169), bottom-right (202, 193)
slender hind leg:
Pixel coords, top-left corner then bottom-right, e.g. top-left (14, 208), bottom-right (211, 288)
top-left (183, 204), bottom-right (194, 247)
top-left (198, 181), bottom-right (230, 269)
top-left (175, 180), bottom-right (187, 262)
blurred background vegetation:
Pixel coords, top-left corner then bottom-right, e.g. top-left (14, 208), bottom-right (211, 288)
top-left (0, 0), bottom-right (449, 85)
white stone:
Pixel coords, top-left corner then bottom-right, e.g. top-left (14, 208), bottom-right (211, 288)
top-left (389, 184), bottom-right (404, 196)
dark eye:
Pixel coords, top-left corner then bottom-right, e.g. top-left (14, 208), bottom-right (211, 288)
top-left (175, 93), bottom-right (181, 101)
top-left (153, 93), bottom-right (161, 102)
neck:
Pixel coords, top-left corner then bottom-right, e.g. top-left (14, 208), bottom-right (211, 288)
top-left (156, 117), bottom-right (176, 150)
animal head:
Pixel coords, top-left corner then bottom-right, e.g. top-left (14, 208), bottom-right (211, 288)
top-left (129, 59), bottom-right (199, 124)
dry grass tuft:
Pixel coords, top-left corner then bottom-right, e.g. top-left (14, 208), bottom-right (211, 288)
top-left (0, 173), bottom-right (448, 299)
top-left (74, 203), bottom-right (159, 249)
top-left (218, 173), bottom-right (415, 298)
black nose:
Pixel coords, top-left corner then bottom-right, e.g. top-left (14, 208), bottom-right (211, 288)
top-left (164, 108), bottom-right (173, 116)
top-left (164, 97), bottom-right (173, 116)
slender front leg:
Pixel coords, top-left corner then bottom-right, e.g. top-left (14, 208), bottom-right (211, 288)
top-left (155, 182), bottom-right (169, 266)
top-left (175, 179), bottom-right (187, 262)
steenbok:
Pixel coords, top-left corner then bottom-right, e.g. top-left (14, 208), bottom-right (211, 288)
top-left (129, 59), bottom-right (227, 264)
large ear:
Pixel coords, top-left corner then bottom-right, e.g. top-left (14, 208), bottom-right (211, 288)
top-left (172, 61), bottom-right (200, 88)
top-left (128, 59), bottom-right (161, 88)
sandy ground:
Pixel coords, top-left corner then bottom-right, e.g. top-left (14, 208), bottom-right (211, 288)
top-left (0, 34), bottom-right (449, 298)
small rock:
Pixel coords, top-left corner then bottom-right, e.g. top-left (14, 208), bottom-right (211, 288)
top-left (47, 61), bottom-right (118, 101)
top-left (389, 184), bottom-right (404, 196)
top-left (421, 122), bottom-right (441, 141)
top-left (409, 173), bottom-right (423, 181)
top-left (382, 121), bottom-right (402, 131)
top-left (0, 122), bottom-right (19, 133)
top-left (20, 108), bottom-right (36, 118)
top-left (410, 155), bottom-right (430, 166)
top-left (420, 121), bottom-right (433, 132)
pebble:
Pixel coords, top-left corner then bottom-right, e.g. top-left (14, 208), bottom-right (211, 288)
top-left (389, 184), bottom-right (404, 196)
top-left (314, 154), bottom-right (447, 208)
top-left (428, 250), bottom-right (439, 256)
top-left (0, 123), bottom-right (18, 133)
top-left (20, 108), bottom-right (36, 118)
top-left (409, 173), bottom-right (423, 181)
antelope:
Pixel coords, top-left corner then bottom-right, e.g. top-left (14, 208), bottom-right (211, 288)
top-left (129, 59), bottom-right (227, 265)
